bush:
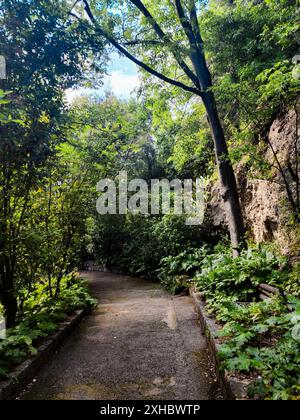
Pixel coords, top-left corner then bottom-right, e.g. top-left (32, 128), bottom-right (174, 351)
top-left (0, 274), bottom-right (96, 379)
top-left (194, 244), bottom-right (289, 311)
top-left (157, 241), bottom-right (299, 399)
top-left (217, 296), bottom-right (300, 400)
top-left (157, 246), bottom-right (210, 294)
top-left (94, 213), bottom-right (205, 279)
top-left (190, 243), bottom-right (300, 400)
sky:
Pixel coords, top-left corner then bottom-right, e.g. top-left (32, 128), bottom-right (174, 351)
top-left (67, 53), bottom-right (140, 102)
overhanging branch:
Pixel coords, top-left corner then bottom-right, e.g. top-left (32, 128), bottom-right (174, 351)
top-left (174, 0), bottom-right (198, 50)
top-left (123, 39), bottom-right (162, 46)
top-left (82, 0), bottom-right (202, 96)
top-left (188, 0), bottom-right (204, 50)
top-left (129, 0), bottom-right (200, 89)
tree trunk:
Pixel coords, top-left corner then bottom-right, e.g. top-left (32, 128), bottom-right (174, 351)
top-left (189, 44), bottom-right (246, 255)
top-left (1, 284), bottom-right (18, 328)
top-left (201, 90), bottom-right (246, 256)
top-left (0, 253), bottom-right (17, 328)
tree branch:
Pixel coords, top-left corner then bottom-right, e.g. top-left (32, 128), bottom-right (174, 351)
top-left (188, 0), bottom-right (204, 50)
top-left (174, 0), bottom-right (211, 90)
top-left (129, 0), bottom-right (200, 89)
top-left (174, 0), bottom-right (198, 49)
top-left (123, 39), bottom-right (162, 46)
top-left (68, 0), bottom-right (81, 16)
top-left (82, 0), bottom-right (202, 96)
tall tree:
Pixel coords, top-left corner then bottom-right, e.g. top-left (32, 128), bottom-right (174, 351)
top-left (0, 0), bottom-right (104, 327)
top-left (80, 0), bottom-right (246, 255)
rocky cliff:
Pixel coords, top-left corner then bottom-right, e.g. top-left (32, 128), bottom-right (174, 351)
top-left (207, 108), bottom-right (300, 257)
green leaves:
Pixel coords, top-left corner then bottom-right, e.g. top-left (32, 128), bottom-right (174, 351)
top-left (252, 323), bottom-right (269, 334)
top-left (195, 243), bottom-right (290, 306)
top-left (0, 274), bottom-right (96, 379)
top-left (235, 332), bottom-right (254, 347)
top-left (0, 0), bottom-right (105, 327)
top-left (226, 354), bottom-right (253, 373)
top-left (154, 239), bottom-right (299, 398)
top-left (216, 297), bottom-right (300, 400)
top-left (157, 246), bottom-right (210, 293)
top-left (190, 241), bottom-right (300, 399)
top-left (201, 0), bottom-right (300, 194)
top-left (256, 60), bottom-right (300, 114)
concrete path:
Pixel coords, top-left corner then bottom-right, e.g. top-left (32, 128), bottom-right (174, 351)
top-left (20, 272), bottom-right (220, 400)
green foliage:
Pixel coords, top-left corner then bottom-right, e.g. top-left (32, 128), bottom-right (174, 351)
top-left (195, 244), bottom-right (288, 308)
top-left (203, 0), bottom-right (300, 115)
top-left (0, 0), bottom-right (299, 401)
top-left (94, 213), bottom-right (204, 279)
top-left (158, 241), bottom-right (300, 399)
top-left (69, 95), bottom-right (152, 179)
top-left (217, 296), bottom-right (300, 400)
top-left (0, 90), bottom-right (21, 124)
top-left (148, 94), bottom-right (215, 179)
top-left (157, 246), bottom-right (210, 294)
top-left (0, 0), bottom-right (105, 325)
top-left (190, 242), bottom-right (300, 400)
top-left (285, 263), bottom-right (300, 297)
top-left (0, 274), bottom-right (96, 379)
top-left (256, 60), bottom-right (300, 120)
top-left (200, 0), bottom-right (300, 190)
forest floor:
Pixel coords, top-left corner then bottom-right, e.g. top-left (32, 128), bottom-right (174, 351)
top-left (19, 271), bottom-right (221, 400)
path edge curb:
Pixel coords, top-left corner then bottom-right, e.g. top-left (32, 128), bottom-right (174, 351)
top-left (190, 290), bottom-right (251, 400)
top-left (0, 309), bottom-right (86, 400)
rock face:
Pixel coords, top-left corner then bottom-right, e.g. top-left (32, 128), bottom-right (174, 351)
top-left (265, 110), bottom-right (298, 168)
top-left (240, 179), bottom-right (282, 242)
top-left (208, 108), bottom-right (300, 256)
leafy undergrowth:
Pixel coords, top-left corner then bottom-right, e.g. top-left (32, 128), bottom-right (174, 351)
top-left (159, 242), bottom-right (300, 400)
top-left (157, 246), bottom-right (211, 294)
top-left (0, 274), bottom-right (97, 379)
top-left (216, 297), bottom-right (300, 400)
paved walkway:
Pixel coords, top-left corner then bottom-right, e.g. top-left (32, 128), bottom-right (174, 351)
top-left (20, 272), bottom-right (220, 400)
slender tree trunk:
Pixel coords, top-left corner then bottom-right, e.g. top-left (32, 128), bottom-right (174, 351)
top-left (2, 287), bottom-right (17, 329)
top-left (187, 33), bottom-right (246, 254)
top-left (201, 90), bottom-right (246, 255)
top-left (191, 52), bottom-right (246, 254)
top-left (173, 0), bottom-right (246, 255)
top-left (0, 261), bottom-right (18, 328)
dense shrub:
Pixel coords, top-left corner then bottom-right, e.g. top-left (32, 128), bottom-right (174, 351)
top-left (0, 274), bottom-right (96, 379)
top-left (217, 296), bottom-right (300, 400)
top-left (157, 242), bottom-right (300, 399)
top-left (157, 246), bottom-right (211, 294)
top-left (194, 244), bottom-right (289, 311)
top-left (93, 213), bottom-right (206, 279)
top-left (191, 243), bottom-right (300, 400)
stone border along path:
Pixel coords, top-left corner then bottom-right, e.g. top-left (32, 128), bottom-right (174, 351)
top-left (0, 310), bottom-right (85, 400)
top-left (191, 290), bottom-right (251, 400)
top-left (18, 271), bottom-right (222, 400)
